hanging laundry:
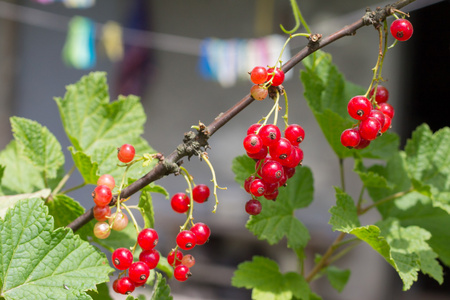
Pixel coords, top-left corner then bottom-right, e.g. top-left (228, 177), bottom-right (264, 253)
top-left (198, 34), bottom-right (291, 88)
top-left (63, 0), bottom-right (96, 9)
top-left (101, 21), bottom-right (124, 62)
top-left (62, 16), bottom-right (96, 69)
top-left (32, 0), bottom-right (57, 4)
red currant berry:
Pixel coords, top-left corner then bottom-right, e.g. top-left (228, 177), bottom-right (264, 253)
top-left (283, 146), bottom-right (303, 168)
top-left (359, 117), bottom-right (382, 141)
top-left (176, 230), bottom-right (197, 250)
top-left (269, 137), bottom-right (292, 160)
top-left (92, 185), bottom-right (112, 207)
top-left (190, 222), bottom-right (211, 245)
top-left (167, 249), bottom-right (183, 267)
top-left (174, 265), bottom-right (191, 282)
top-left (250, 66), bottom-right (268, 84)
top-left (249, 178), bottom-right (266, 197)
top-left (117, 144), bottom-right (135, 163)
top-left (260, 160), bottom-right (284, 184)
top-left (258, 124), bottom-right (281, 147)
top-left (264, 189), bottom-right (279, 200)
top-left (115, 277), bottom-right (135, 295)
top-left (170, 193), bottom-right (190, 214)
top-left (244, 175), bottom-right (255, 193)
top-left (139, 249), bottom-right (160, 270)
top-left (250, 85), bottom-right (268, 101)
top-left (129, 261), bottom-right (150, 284)
top-left (97, 174), bottom-right (115, 191)
top-left (112, 248), bottom-right (133, 270)
top-left (284, 124), bottom-right (305, 146)
top-left (369, 86), bottom-right (389, 104)
top-left (192, 184), bottom-right (210, 203)
top-left (368, 109), bottom-right (386, 128)
top-left (93, 221), bottom-right (110, 239)
top-left (93, 205), bottom-right (111, 222)
top-left (354, 137), bottom-right (371, 149)
top-left (381, 114), bottom-right (392, 133)
top-left (340, 128), bottom-right (361, 149)
top-left (181, 254), bottom-right (196, 268)
top-left (138, 228), bottom-right (159, 250)
top-left (283, 166), bottom-right (296, 179)
top-left (267, 67), bottom-right (285, 86)
top-left (243, 134), bottom-right (263, 154)
top-left (390, 19), bottom-right (413, 41)
top-left (112, 279), bottom-right (119, 293)
top-left (247, 123), bottom-right (263, 135)
top-left (347, 96), bottom-right (372, 120)
top-left (378, 102), bottom-right (395, 119)
top-left (109, 211), bottom-right (128, 231)
top-left (247, 146), bottom-right (268, 160)
top-left (245, 199), bottom-right (262, 215)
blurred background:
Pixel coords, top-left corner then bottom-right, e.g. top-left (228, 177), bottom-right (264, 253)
top-left (0, 0), bottom-right (449, 299)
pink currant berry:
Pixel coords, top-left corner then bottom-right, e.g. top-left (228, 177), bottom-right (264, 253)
top-left (112, 248), bottom-right (133, 270)
top-left (378, 102), bottom-right (395, 119)
top-left (92, 185), bottom-right (112, 207)
top-left (192, 184), bottom-right (210, 203)
top-left (250, 66), bottom-right (268, 84)
top-left (97, 174), bottom-right (115, 191)
top-left (359, 117), bottom-right (382, 141)
top-left (347, 96), bottom-right (372, 120)
top-left (249, 178), bottom-right (266, 197)
top-left (245, 199), bottom-right (262, 215)
top-left (284, 124), bottom-right (305, 146)
top-left (129, 261), bottom-right (150, 284)
top-left (369, 86), bottom-right (389, 104)
top-left (243, 134), bottom-right (263, 154)
top-left (115, 277), bottom-right (135, 295)
top-left (341, 128), bottom-right (361, 149)
top-left (138, 228), bottom-right (159, 250)
top-left (176, 230), bottom-right (197, 250)
top-left (93, 221), bottom-right (110, 239)
top-left (260, 160), bottom-right (284, 184)
top-left (109, 211), bottom-right (128, 231)
top-left (181, 254), bottom-right (196, 268)
top-left (250, 85), bottom-right (268, 101)
top-left (258, 124), bottom-right (281, 147)
top-left (381, 114), bottom-right (392, 133)
top-left (139, 249), bottom-right (160, 270)
top-left (174, 265), bottom-right (191, 282)
top-left (93, 205), bottom-right (111, 222)
top-left (170, 193), bottom-right (190, 214)
top-left (167, 249), bottom-right (183, 267)
top-left (267, 67), bottom-right (285, 86)
top-left (117, 144), bottom-right (135, 163)
top-left (368, 109), bottom-right (386, 128)
top-left (390, 19), bottom-right (413, 41)
top-left (269, 137), bottom-right (292, 161)
top-left (190, 222), bottom-right (211, 245)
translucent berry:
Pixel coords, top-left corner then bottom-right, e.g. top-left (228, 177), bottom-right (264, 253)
top-left (245, 199), bottom-right (262, 215)
top-left (347, 96), bottom-right (372, 120)
top-left (109, 211), bottom-right (128, 231)
top-left (368, 109), bottom-right (385, 128)
top-left (359, 117), bottom-right (381, 141)
top-left (283, 166), bottom-right (296, 179)
top-left (249, 178), bottom-right (266, 197)
top-left (267, 67), bottom-right (285, 86)
top-left (250, 66), bottom-right (268, 84)
top-left (390, 19), bottom-right (413, 41)
top-left (112, 248), bottom-right (133, 270)
top-left (192, 184), bottom-right (210, 203)
top-left (167, 249), bottom-right (183, 267)
top-left (92, 185), bottom-right (112, 207)
top-left (378, 103), bottom-right (395, 119)
top-left (93, 205), bottom-right (111, 222)
top-left (381, 114), bottom-right (392, 133)
top-left (258, 124), bottom-right (281, 147)
top-left (115, 277), bottom-right (135, 295)
top-left (128, 261), bottom-right (150, 284)
top-left (247, 123), bottom-right (263, 135)
top-left (247, 146), bottom-right (268, 160)
top-left (341, 128), bottom-right (361, 149)
top-left (170, 193), bottom-right (190, 214)
top-left (190, 222), bottom-right (211, 245)
top-left (369, 86), bottom-right (389, 104)
top-left (250, 85), bottom-right (268, 101)
top-left (284, 124), bottom-right (305, 146)
top-left (354, 137), bottom-right (371, 150)
top-left (176, 230), bottom-right (197, 250)
top-left (97, 174), bottom-right (115, 191)
top-left (117, 144), bottom-right (135, 163)
top-left (260, 160), bottom-right (284, 184)
top-left (138, 228), bottom-right (159, 250)
top-left (174, 265), bottom-right (191, 282)
top-left (181, 254), bottom-right (196, 268)
top-left (283, 146), bottom-right (303, 168)
top-left (139, 249), bottom-right (160, 270)
top-left (93, 221), bottom-right (110, 239)
top-left (244, 175), bottom-right (255, 193)
top-left (269, 137), bottom-right (292, 160)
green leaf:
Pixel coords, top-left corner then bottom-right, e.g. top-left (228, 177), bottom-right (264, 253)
top-left (353, 158), bottom-right (390, 188)
top-left (0, 189), bottom-right (51, 219)
top-left (69, 147), bottom-right (99, 185)
top-left (87, 282), bottom-right (113, 300)
top-left (232, 256), bottom-right (311, 300)
top-left (0, 198), bottom-right (114, 299)
top-left (139, 186), bottom-right (156, 229)
top-left (324, 266), bottom-right (350, 293)
top-left (10, 117), bottom-right (65, 179)
top-left (246, 167), bottom-right (314, 250)
top-left (46, 194), bottom-right (95, 241)
top-left (151, 272), bottom-right (173, 300)
top-left (232, 155), bottom-right (257, 188)
top-left (350, 225), bottom-right (393, 267)
top-left (329, 188), bottom-right (360, 233)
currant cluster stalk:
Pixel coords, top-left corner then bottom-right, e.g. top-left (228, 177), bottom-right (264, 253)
top-left (67, 0), bottom-right (416, 233)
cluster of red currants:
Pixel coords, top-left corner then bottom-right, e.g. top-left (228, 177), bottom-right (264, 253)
top-left (243, 123), bottom-right (305, 215)
top-left (249, 66), bottom-right (285, 100)
top-left (112, 228), bottom-right (160, 294)
top-left (92, 144), bottom-right (136, 239)
top-left (340, 86), bottom-right (394, 149)
top-left (169, 184), bottom-right (211, 281)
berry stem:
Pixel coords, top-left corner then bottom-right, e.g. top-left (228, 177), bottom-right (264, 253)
top-left (339, 158), bottom-right (346, 192)
top-left (281, 90), bottom-right (290, 128)
top-left (60, 182), bottom-right (86, 195)
top-left (120, 203), bottom-right (141, 253)
top-left (280, 0), bottom-right (311, 34)
top-left (179, 166), bottom-right (195, 230)
top-left (51, 164), bottom-right (76, 196)
top-left (358, 188), bottom-right (413, 215)
top-left (365, 27), bottom-right (385, 101)
top-left (200, 152), bottom-right (226, 213)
